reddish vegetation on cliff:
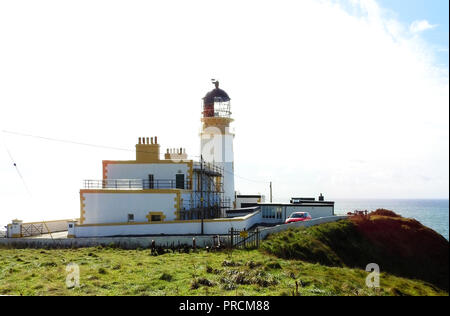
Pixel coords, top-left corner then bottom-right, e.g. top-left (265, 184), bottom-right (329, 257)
top-left (262, 209), bottom-right (449, 291)
top-left (350, 209), bottom-right (449, 290)
top-left (352, 209), bottom-right (447, 259)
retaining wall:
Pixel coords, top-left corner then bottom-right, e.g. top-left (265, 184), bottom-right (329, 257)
top-left (0, 235), bottom-right (228, 249)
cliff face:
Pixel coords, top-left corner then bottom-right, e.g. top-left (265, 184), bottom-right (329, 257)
top-left (262, 209), bottom-right (449, 291)
top-left (351, 210), bottom-right (449, 291)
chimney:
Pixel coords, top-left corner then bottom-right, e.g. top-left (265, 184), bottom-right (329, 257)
top-left (164, 147), bottom-right (188, 160)
top-left (135, 136), bottom-right (160, 162)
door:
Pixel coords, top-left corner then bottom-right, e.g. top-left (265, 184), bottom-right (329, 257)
top-left (148, 174), bottom-right (154, 189)
top-left (176, 174), bottom-right (185, 189)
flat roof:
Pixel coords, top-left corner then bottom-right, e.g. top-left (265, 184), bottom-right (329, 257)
top-left (236, 195), bottom-right (262, 198)
top-left (258, 201), bottom-right (334, 207)
top-left (226, 206), bottom-right (260, 214)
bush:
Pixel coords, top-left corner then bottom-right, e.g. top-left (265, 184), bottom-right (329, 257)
top-left (246, 260), bottom-right (262, 269)
top-left (98, 267), bottom-right (107, 274)
top-left (371, 209), bottom-right (401, 218)
top-left (160, 272), bottom-right (173, 282)
top-left (191, 277), bottom-right (214, 289)
top-left (222, 260), bottom-right (241, 267)
top-left (265, 262), bottom-right (282, 270)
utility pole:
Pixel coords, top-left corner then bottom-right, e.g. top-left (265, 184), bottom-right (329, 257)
top-left (200, 155), bottom-right (204, 235)
top-left (270, 181), bottom-right (272, 203)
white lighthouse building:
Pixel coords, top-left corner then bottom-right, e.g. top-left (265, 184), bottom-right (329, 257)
top-left (200, 80), bottom-right (235, 209)
top-left (6, 80), bottom-right (337, 239)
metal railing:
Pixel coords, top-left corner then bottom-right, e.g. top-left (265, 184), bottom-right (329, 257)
top-left (193, 161), bottom-right (223, 177)
top-left (202, 100), bottom-right (232, 118)
top-left (83, 179), bottom-right (191, 190)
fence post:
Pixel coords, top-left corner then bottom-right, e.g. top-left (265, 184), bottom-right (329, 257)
top-left (256, 228), bottom-right (260, 248)
top-left (230, 228), bottom-right (234, 249)
top-left (151, 240), bottom-right (155, 255)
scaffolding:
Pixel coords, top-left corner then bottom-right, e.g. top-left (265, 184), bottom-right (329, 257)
top-left (179, 158), bottom-right (230, 220)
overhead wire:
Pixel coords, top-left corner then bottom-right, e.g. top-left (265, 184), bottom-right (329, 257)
top-left (2, 129), bottom-right (271, 185)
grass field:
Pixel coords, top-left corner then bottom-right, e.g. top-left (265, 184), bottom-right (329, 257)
top-left (0, 246), bottom-right (447, 296)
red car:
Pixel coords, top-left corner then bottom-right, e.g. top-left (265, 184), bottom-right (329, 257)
top-left (285, 212), bottom-right (312, 224)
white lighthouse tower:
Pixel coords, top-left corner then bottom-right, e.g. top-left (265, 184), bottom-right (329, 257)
top-left (200, 80), bottom-right (235, 210)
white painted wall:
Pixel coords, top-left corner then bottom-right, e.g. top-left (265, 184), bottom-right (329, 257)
top-left (106, 163), bottom-right (189, 182)
top-left (6, 220), bottom-right (21, 237)
top-left (73, 211), bottom-right (261, 237)
top-left (236, 196), bottom-right (262, 208)
top-left (82, 192), bottom-right (178, 224)
top-left (200, 133), bottom-right (235, 208)
top-left (75, 221), bottom-right (200, 237)
top-left (260, 204), bottom-right (334, 224)
top-left (68, 221), bottom-right (76, 236)
top-left (285, 205), bottom-right (334, 219)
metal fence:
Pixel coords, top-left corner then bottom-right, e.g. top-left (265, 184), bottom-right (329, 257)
top-left (83, 179), bottom-right (191, 190)
top-left (229, 227), bottom-right (261, 249)
top-left (21, 223), bottom-right (44, 237)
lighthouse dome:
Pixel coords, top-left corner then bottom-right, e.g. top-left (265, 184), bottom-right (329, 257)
top-left (203, 81), bottom-right (230, 104)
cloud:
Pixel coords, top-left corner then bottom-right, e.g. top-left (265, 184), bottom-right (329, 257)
top-left (410, 19), bottom-right (438, 33)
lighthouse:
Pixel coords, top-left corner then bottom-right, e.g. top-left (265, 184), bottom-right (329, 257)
top-left (200, 80), bottom-right (235, 209)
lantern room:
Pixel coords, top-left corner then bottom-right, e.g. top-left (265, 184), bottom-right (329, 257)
top-left (202, 79), bottom-right (232, 118)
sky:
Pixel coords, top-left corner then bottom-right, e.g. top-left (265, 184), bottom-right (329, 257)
top-left (377, 0), bottom-right (449, 68)
top-left (0, 0), bottom-right (448, 227)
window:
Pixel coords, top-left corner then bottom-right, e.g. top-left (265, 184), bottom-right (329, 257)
top-left (146, 211), bottom-right (165, 222)
top-left (262, 206), bottom-right (283, 219)
top-left (68, 224), bottom-right (73, 228)
top-left (262, 206), bottom-right (276, 219)
top-left (128, 214), bottom-right (134, 222)
top-left (276, 207), bottom-right (283, 219)
top-left (151, 215), bottom-right (162, 222)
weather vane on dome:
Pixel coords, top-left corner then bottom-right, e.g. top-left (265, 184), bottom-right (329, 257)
top-left (211, 78), bottom-right (219, 89)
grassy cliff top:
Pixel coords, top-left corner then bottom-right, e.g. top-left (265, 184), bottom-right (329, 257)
top-left (0, 247), bottom-right (447, 296)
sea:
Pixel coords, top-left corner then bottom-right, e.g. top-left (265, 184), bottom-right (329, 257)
top-left (333, 199), bottom-right (449, 240)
